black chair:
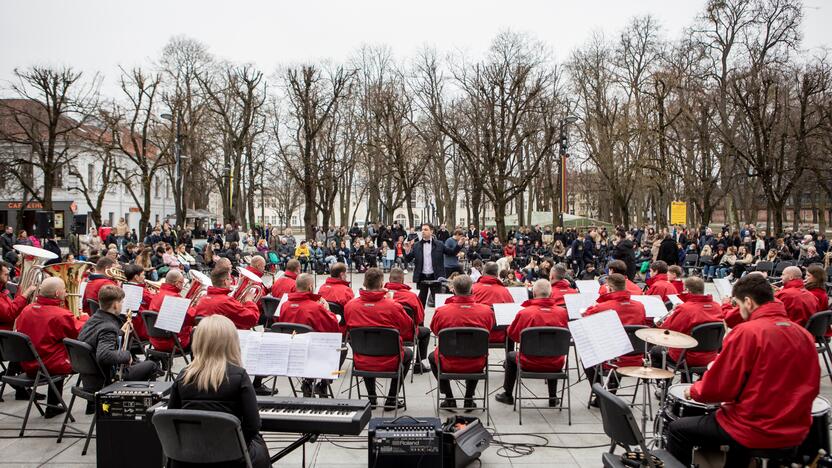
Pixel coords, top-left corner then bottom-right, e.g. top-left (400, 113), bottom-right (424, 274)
top-left (58, 339), bottom-right (105, 455)
top-left (268, 322), bottom-right (314, 397)
top-left (682, 254), bottom-right (699, 276)
top-left (805, 310), bottom-right (832, 384)
top-left (435, 327), bottom-right (490, 424)
top-left (348, 327), bottom-right (407, 416)
top-left (515, 327), bottom-right (572, 425)
top-left (401, 304), bottom-right (420, 383)
top-left (327, 302), bottom-right (345, 326)
top-left (753, 261), bottom-right (775, 276)
top-left (770, 261), bottom-right (796, 281)
top-left (594, 383), bottom-right (684, 468)
top-left (260, 296), bottom-right (280, 327)
top-left (152, 409), bottom-right (253, 468)
top-left (86, 299), bottom-right (100, 315)
top-left (4, 282), bottom-right (18, 298)
top-left (668, 322), bottom-right (726, 382)
top-left (141, 311), bottom-right (189, 381)
top-left (0, 330), bottom-right (73, 437)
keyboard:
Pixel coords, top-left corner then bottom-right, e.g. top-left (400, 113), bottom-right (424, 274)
top-left (257, 397), bottom-right (371, 435)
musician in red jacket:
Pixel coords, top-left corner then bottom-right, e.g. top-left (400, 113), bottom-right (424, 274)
top-left (598, 260), bottom-right (643, 296)
top-left (82, 257), bottom-right (118, 313)
top-left (649, 277), bottom-right (723, 381)
top-left (645, 260), bottom-right (676, 301)
top-left (667, 274), bottom-right (820, 467)
top-left (122, 264), bottom-right (155, 341)
top-left (549, 263), bottom-right (578, 305)
top-left (430, 274), bottom-right (496, 410)
top-left (148, 270), bottom-right (191, 352)
top-left (344, 268), bottom-right (413, 409)
top-left (16, 277), bottom-right (86, 417)
top-left (775, 266), bottom-right (820, 326)
top-left (0, 262), bottom-right (35, 330)
top-left (193, 267), bottom-right (259, 330)
top-left (318, 262), bottom-right (354, 308)
top-left (582, 274), bottom-right (648, 397)
top-left (472, 262), bottom-right (514, 351)
top-left (385, 268), bottom-right (430, 373)
top-left (667, 265), bottom-right (684, 294)
top-left (270, 259), bottom-right (299, 299)
top-left (244, 256), bottom-right (269, 299)
top-left (495, 279), bottom-right (569, 407)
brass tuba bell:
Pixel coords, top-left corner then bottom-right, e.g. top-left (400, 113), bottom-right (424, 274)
top-left (40, 261), bottom-right (94, 319)
top-left (12, 245), bottom-right (59, 303)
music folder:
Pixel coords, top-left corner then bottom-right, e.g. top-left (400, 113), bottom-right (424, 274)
top-left (238, 330), bottom-right (342, 379)
top-left (567, 310), bottom-right (633, 369)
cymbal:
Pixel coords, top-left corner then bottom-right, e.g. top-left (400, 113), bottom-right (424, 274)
top-left (617, 366), bottom-right (675, 380)
top-left (636, 328), bottom-right (698, 349)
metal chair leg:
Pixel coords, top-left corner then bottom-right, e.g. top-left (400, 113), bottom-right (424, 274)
top-left (57, 391), bottom-right (77, 443)
top-left (82, 415), bottom-right (96, 455)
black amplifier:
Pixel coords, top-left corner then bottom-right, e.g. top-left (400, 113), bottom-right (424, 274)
top-left (368, 416), bottom-right (443, 467)
top-left (96, 381), bottom-right (172, 468)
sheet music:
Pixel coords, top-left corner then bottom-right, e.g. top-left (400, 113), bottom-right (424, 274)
top-left (575, 280), bottom-right (601, 295)
top-left (240, 331), bottom-right (262, 374)
top-left (434, 293), bottom-right (453, 309)
top-left (713, 278), bottom-right (733, 301)
top-left (470, 268), bottom-right (482, 282)
top-left (302, 333), bottom-right (343, 379)
top-left (256, 333), bottom-right (291, 376)
top-left (155, 296), bottom-right (191, 333)
top-left (121, 284), bottom-right (145, 314)
top-left (564, 293), bottom-right (600, 320)
top-left (507, 287), bottom-right (529, 304)
top-left (79, 281), bottom-right (87, 302)
top-left (668, 294), bottom-right (683, 306)
top-left (493, 303), bottom-right (523, 326)
top-left (276, 293), bottom-right (289, 317)
top-left (631, 295), bottom-right (670, 319)
top-left (286, 333), bottom-right (310, 377)
top-left (568, 310), bottom-right (633, 368)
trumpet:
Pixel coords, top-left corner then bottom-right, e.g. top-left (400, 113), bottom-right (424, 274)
top-left (105, 266), bottom-right (127, 283)
top-left (233, 266), bottom-right (264, 303)
top-left (40, 261), bottom-right (94, 319)
top-left (13, 245), bottom-right (59, 303)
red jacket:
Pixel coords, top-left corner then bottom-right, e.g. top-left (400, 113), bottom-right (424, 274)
top-left (16, 297), bottom-right (81, 376)
top-left (430, 295), bottom-right (495, 373)
top-left (472, 276), bottom-right (513, 343)
top-left (279, 292), bottom-right (339, 333)
top-left (193, 287), bottom-right (260, 330)
top-left (671, 279), bottom-right (684, 294)
top-left (690, 301), bottom-right (819, 449)
top-left (270, 270), bottom-right (298, 298)
top-left (243, 266), bottom-right (269, 298)
top-left (83, 275), bottom-right (117, 313)
top-left (807, 286), bottom-right (830, 337)
top-left (0, 288), bottom-right (29, 330)
top-left (344, 290), bottom-right (411, 372)
top-left (507, 297), bottom-right (569, 372)
top-left (148, 283), bottom-right (192, 351)
top-left (775, 279), bottom-right (821, 326)
top-left (550, 279), bottom-right (578, 306)
top-left (660, 294), bottom-right (724, 366)
top-left (598, 280), bottom-right (643, 296)
top-left (318, 277), bottom-right (354, 307)
top-left (124, 281), bottom-right (155, 341)
top-left (584, 290), bottom-right (649, 367)
top-left (645, 274), bottom-right (676, 302)
top-left (384, 282), bottom-right (425, 327)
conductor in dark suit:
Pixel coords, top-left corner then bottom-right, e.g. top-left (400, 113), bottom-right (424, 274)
top-left (403, 223), bottom-right (464, 306)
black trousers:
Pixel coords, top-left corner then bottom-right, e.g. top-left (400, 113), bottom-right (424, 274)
top-left (502, 351), bottom-right (558, 397)
top-left (648, 347), bottom-right (688, 384)
top-left (414, 326), bottom-right (430, 363)
top-left (363, 348), bottom-right (413, 399)
top-left (667, 412), bottom-right (749, 467)
top-left (428, 352), bottom-right (478, 400)
top-left (417, 274), bottom-right (440, 306)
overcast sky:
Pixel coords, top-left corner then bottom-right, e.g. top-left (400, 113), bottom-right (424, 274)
top-left (1, 0), bottom-right (830, 97)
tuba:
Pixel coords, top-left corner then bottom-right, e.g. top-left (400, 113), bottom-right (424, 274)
top-left (186, 270), bottom-right (211, 308)
top-left (12, 245), bottom-right (59, 301)
top-left (105, 266), bottom-right (127, 283)
top-left (40, 261), bottom-right (94, 319)
top-left (233, 266), bottom-right (264, 303)
top-left (144, 280), bottom-right (162, 294)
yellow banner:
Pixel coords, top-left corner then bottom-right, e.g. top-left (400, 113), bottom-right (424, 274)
top-left (670, 201), bottom-right (687, 226)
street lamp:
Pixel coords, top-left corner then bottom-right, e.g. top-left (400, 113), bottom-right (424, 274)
top-left (161, 113), bottom-right (188, 226)
top-left (558, 115), bottom-right (579, 228)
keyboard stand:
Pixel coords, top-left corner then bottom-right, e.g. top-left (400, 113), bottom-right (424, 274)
top-left (270, 433), bottom-right (318, 465)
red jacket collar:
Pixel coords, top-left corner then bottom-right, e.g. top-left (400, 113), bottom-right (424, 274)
top-left (288, 291), bottom-right (321, 302)
top-left (477, 276), bottom-right (502, 286)
top-left (749, 301), bottom-right (790, 321)
top-left (782, 279), bottom-right (805, 290)
top-left (283, 271), bottom-right (298, 280)
top-left (648, 273), bottom-right (668, 286)
top-left (678, 293), bottom-right (713, 303)
top-left (521, 297), bottom-right (558, 308)
top-left (358, 289), bottom-right (388, 302)
top-left (598, 290), bottom-right (631, 302)
top-left (325, 277), bottom-right (351, 287)
top-left (552, 279), bottom-right (571, 289)
top-left (446, 295), bottom-right (477, 304)
top-left (36, 296), bottom-right (63, 306)
top-left (384, 282), bottom-right (410, 291)
top-left (207, 286), bottom-right (232, 295)
top-left (160, 283), bottom-right (181, 294)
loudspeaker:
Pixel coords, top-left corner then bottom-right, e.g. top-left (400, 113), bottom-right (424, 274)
top-left (35, 211), bottom-right (53, 238)
top-left (72, 214), bottom-right (87, 235)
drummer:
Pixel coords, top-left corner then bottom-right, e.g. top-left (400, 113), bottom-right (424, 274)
top-left (649, 277), bottom-right (722, 382)
top-left (666, 274), bottom-right (819, 466)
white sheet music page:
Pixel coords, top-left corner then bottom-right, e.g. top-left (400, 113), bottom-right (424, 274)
top-left (434, 293), bottom-right (453, 309)
top-left (493, 303), bottom-right (523, 326)
top-left (713, 278), bottom-right (733, 301)
top-left (121, 284), bottom-right (145, 314)
top-left (239, 330), bottom-right (260, 375)
top-left (667, 294), bottom-right (683, 306)
top-left (568, 310), bottom-right (633, 368)
top-left (302, 333), bottom-right (343, 379)
top-left (257, 333), bottom-right (290, 376)
top-left (286, 333), bottom-right (310, 377)
top-left (275, 293), bottom-right (289, 317)
top-left (155, 296), bottom-right (191, 333)
top-left (564, 293), bottom-right (600, 320)
top-left (575, 280), bottom-right (601, 295)
top-left (631, 295), bottom-right (670, 319)
top-left (507, 287), bottom-right (529, 304)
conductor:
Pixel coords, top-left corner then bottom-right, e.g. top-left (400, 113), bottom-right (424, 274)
top-left (403, 223), bottom-right (463, 306)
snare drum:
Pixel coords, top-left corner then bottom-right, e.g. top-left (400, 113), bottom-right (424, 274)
top-left (664, 384), bottom-right (720, 422)
top-left (798, 396), bottom-right (831, 460)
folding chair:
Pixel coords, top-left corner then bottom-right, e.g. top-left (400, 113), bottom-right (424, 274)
top-left (141, 311), bottom-right (190, 381)
top-left (435, 327), bottom-right (490, 424)
top-left (401, 304), bottom-right (421, 383)
top-left (693, 255), bottom-right (713, 277)
top-left (269, 322), bottom-right (314, 396)
top-left (58, 339), bottom-right (104, 455)
top-left (327, 302), bottom-right (345, 327)
top-left (348, 327), bottom-right (407, 416)
top-left (610, 326), bottom-right (650, 409)
top-left (682, 254), bottom-right (699, 276)
top-left (753, 261), bottom-right (775, 276)
top-left (260, 296), bottom-right (280, 328)
top-left (152, 409), bottom-right (253, 468)
top-left (0, 330), bottom-right (73, 437)
top-left (667, 322), bottom-right (725, 382)
top-left (594, 383), bottom-right (684, 468)
top-left (515, 326), bottom-right (572, 425)
top-left (770, 261), bottom-right (796, 282)
top-left (805, 310), bottom-right (832, 384)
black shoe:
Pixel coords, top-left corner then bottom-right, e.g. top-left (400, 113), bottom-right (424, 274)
top-left (15, 390), bottom-right (45, 401)
top-left (314, 381), bottom-right (330, 398)
top-left (549, 397), bottom-right (560, 408)
top-left (589, 396), bottom-right (600, 408)
top-left (494, 392), bottom-right (514, 405)
top-left (368, 396), bottom-right (378, 407)
top-left (44, 406), bottom-right (66, 419)
top-left (439, 399), bottom-right (457, 409)
top-left (463, 400), bottom-right (477, 412)
top-left (383, 399), bottom-right (405, 410)
top-left (301, 380), bottom-right (314, 398)
top-left (254, 384), bottom-right (273, 396)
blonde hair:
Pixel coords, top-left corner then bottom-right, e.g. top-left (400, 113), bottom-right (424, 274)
top-left (181, 315), bottom-right (242, 392)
